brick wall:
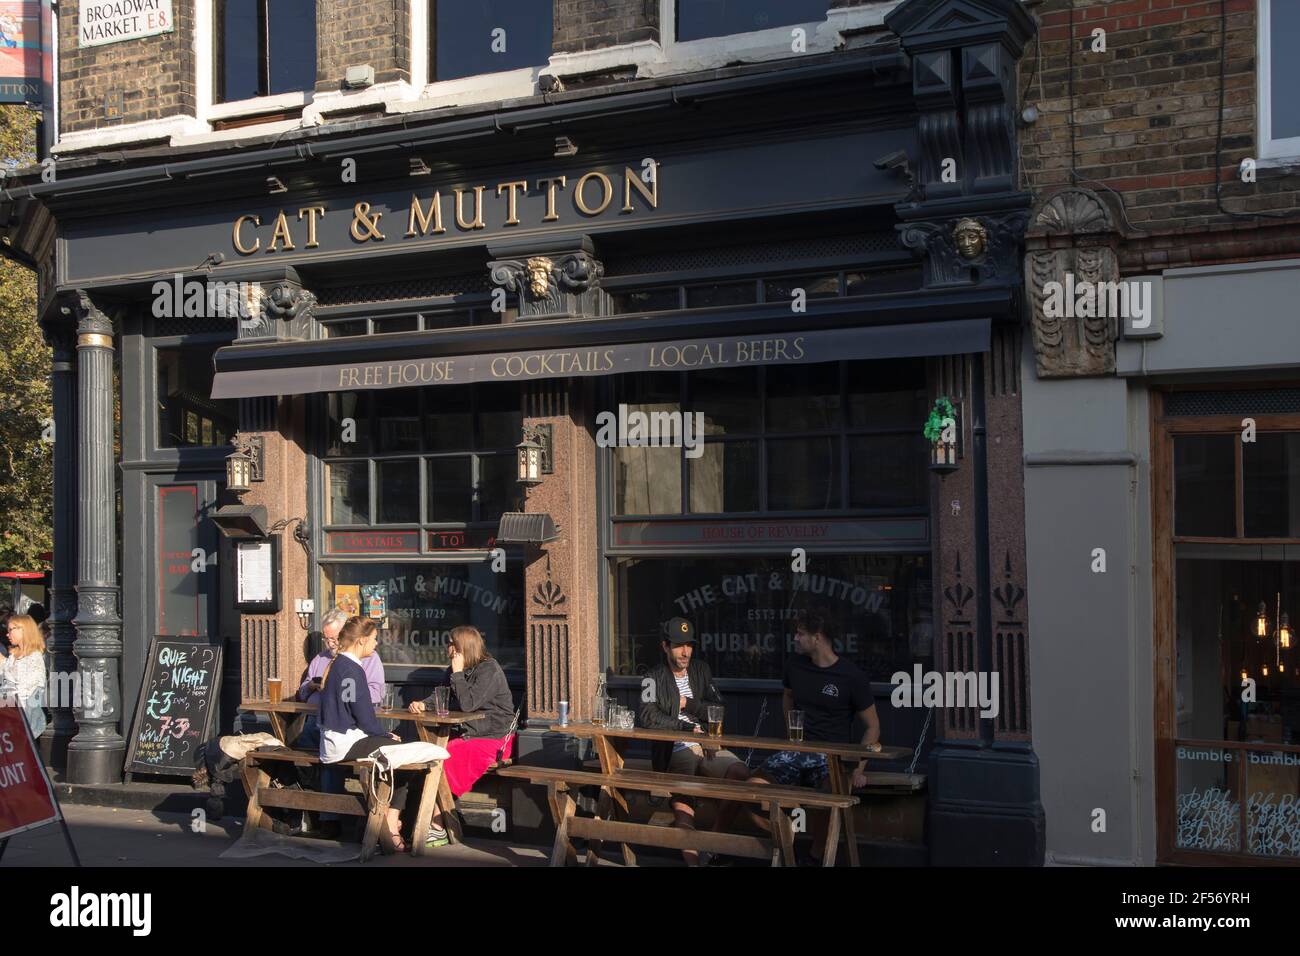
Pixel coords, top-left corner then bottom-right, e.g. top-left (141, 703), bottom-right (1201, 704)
top-left (553, 0), bottom-right (658, 54)
top-left (316, 0), bottom-right (410, 91)
top-left (1020, 0), bottom-right (1300, 235)
top-left (59, 0), bottom-right (195, 133)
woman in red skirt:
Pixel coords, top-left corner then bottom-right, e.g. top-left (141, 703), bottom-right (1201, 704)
top-left (409, 625), bottom-right (516, 846)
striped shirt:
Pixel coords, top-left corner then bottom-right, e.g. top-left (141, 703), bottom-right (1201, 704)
top-left (673, 673), bottom-right (698, 752)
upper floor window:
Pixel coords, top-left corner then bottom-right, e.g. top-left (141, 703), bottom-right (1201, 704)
top-left (675, 0), bottom-right (828, 42)
top-left (432, 0), bottom-right (553, 82)
top-left (218, 0), bottom-right (317, 103)
top-left (1259, 0), bottom-right (1300, 158)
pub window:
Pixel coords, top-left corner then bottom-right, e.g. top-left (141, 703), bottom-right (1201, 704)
top-left (675, 0), bottom-right (829, 42)
top-left (320, 561), bottom-right (525, 673)
top-left (320, 309), bottom-right (503, 338)
top-left (156, 347), bottom-right (237, 448)
top-left (323, 382), bottom-right (522, 526)
top-left (610, 359), bottom-right (928, 517)
top-left (607, 267), bottom-right (923, 316)
top-left (431, 0), bottom-right (554, 82)
top-left (611, 554), bottom-right (932, 680)
top-left (217, 0), bottom-right (318, 103)
top-left (1260, 0), bottom-right (1300, 159)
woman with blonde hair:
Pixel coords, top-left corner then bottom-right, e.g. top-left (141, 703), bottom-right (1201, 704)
top-left (2, 615), bottom-right (48, 736)
top-left (409, 624), bottom-right (515, 846)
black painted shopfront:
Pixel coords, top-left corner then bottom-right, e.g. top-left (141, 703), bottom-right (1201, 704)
top-left (8, 0), bottom-right (1045, 864)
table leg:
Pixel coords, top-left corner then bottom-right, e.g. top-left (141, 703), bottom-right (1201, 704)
top-left (360, 777), bottom-right (393, 864)
top-left (549, 783), bottom-right (578, 867)
top-left (239, 763), bottom-right (274, 835)
top-left (828, 755), bottom-right (860, 867)
top-left (586, 790), bottom-right (609, 866)
top-left (410, 766), bottom-right (440, 859)
top-left (267, 712), bottom-right (288, 745)
top-left (770, 803), bottom-right (796, 867)
top-left (285, 714), bottom-right (307, 746)
top-left (594, 734), bottom-right (634, 864)
top-left (424, 730), bottom-right (460, 845)
top-left (821, 803), bottom-right (842, 868)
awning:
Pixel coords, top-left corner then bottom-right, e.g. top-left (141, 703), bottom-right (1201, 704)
top-left (211, 291), bottom-right (1004, 400)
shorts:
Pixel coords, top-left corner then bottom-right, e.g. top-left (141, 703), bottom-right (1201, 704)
top-left (760, 750), bottom-right (829, 789)
top-left (667, 744), bottom-right (746, 779)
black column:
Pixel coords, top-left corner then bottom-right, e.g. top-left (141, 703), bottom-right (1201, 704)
top-left (64, 291), bottom-right (125, 784)
top-left (38, 319), bottom-right (78, 770)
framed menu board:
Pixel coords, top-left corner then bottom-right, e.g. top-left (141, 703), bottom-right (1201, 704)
top-left (235, 537), bottom-right (280, 613)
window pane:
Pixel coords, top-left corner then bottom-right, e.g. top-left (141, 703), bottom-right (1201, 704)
top-left (676, 0), bottom-right (827, 41)
top-left (372, 315), bottom-right (419, 335)
top-left (434, 0), bottom-right (553, 81)
top-left (322, 561), bottom-right (525, 671)
top-left (220, 0), bottom-right (261, 102)
top-left (685, 281), bottom-right (757, 309)
top-left (424, 385), bottom-right (472, 451)
top-left (327, 461), bottom-right (369, 525)
top-left (325, 320), bottom-right (367, 338)
top-left (690, 441), bottom-right (759, 513)
top-left (1271, 1), bottom-right (1300, 140)
top-left (157, 348), bottom-right (237, 448)
top-left (846, 358), bottom-right (928, 429)
top-left (478, 454), bottom-right (516, 522)
top-left (428, 457), bottom-right (473, 523)
top-left (1244, 432), bottom-right (1300, 537)
top-left (375, 389), bottom-right (422, 453)
top-left (764, 274), bottom-right (839, 303)
top-left (614, 445), bottom-right (681, 515)
top-left (612, 553), bottom-right (931, 680)
top-left (767, 437), bottom-right (841, 510)
top-left (423, 310), bottom-right (475, 331)
top-left (1174, 435), bottom-right (1237, 537)
top-left (612, 287), bottom-right (681, 314)
top-left (846, 268), bottom-right (924, 295)
top-left (849, 435), bottom-right (927, 509)
top-left (376, 459), bottom-right (420, 524)
top-left (766, 363), bottom-right (842, 432)
top-left (327, 391), bottom-right (371, 455)
top-left (267, 0), bottom-right (317, 95)
top-left (477, 383), bottom-right (522, 450)
top-left (690, 366), bottom-right (760, 436)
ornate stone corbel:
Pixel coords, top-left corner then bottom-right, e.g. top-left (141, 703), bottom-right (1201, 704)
top-left (1023, 187), bottom-right (1123, 378)
top-left (487, 237), bottom-right (609, 320)
top-left (231, 265), bottom-right (316, 342)
top-left (898, 208), bottom-right (1028, 288)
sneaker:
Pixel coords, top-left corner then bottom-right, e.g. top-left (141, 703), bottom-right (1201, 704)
top-left (425, 825), bottom-right (449, 848)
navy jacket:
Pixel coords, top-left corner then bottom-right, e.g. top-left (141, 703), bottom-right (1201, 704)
top-left (318, 653), bottom-right (386, 738)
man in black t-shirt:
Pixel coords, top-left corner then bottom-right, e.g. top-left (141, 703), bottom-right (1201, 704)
top-left (752, 609), bottom-right (881, 860)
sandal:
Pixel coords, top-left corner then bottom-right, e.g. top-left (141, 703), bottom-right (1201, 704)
top-left (379, 826), bottom-right (408, 855)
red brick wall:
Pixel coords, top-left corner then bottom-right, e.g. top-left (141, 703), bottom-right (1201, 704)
top-left (59, 0), bottom-right (195, 133)
top-left (1020, 0), bottom-right (1300, 234)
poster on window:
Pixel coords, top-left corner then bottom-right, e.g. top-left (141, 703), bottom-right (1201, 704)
top-left (78, 0), bottom-right (173, 48)
top-left (0, 2), bottom-right (41, 103)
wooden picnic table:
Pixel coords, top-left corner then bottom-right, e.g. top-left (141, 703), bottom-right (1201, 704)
top-left (556, 722), bottom-right (906, 867)
top-left (240, 699), bottom-right (483, 857)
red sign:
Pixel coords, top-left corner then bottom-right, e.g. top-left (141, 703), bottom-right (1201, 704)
top-left (428, 530), bottom-right (497, 551)
top-left (0, 703), bottom-right (60, 839)
top-left (326, 530), bottom-right (420, 553)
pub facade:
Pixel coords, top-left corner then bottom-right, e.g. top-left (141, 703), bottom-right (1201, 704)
top-left (5, 0), bottom-right (1045, 864)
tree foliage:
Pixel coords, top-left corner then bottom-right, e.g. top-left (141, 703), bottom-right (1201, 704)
top-left (0, 105), bottom-right (50, 570)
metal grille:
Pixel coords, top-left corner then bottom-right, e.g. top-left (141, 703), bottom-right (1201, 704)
top-left (604, 233), bottom-right (902, 277)
top-left (1165, 388), bottom-right (1300, 417)
top-left (316, 272), bottom-right (492, 306)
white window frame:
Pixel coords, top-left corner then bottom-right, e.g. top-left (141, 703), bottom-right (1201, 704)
top-left (1258, 0), bottom-right (1300, 161)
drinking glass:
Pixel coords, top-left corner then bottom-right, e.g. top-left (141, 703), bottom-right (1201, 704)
top-left (787, 709), bottom-right (805, 743)
top-left (267, 677), bottom-right (282, 704)
top-left (706, 705), bottom-right (724, 737)
top-left (592, 695), bottom-right (607, 725)
top-left (432, 685), bottom-right (450, 717)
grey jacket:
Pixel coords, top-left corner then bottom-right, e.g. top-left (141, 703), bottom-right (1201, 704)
top-left (425, 657), bottom-right (515, 740)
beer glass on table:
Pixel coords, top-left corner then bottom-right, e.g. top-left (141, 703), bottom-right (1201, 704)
top-left (787, 709), bottom-right (805, 743)
top-left (267, 677), bottom-right (282, 705)
top-left (706, 705), bottom-right (724, 738)
top-left (432, 686), bottom-right (450, 717)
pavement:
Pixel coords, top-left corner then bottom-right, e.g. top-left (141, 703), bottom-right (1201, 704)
top-left (0, 803), bottom-right (554, 868)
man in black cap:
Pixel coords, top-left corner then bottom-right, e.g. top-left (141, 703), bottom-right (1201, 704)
top-left (639, 616), bottom-right (754, 865)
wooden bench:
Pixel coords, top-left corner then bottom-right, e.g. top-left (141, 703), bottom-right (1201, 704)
top-left (495, 764), bottom-right (857, 867)
top-left (240, 746), bottom-right (444, 862)
top-left (579, 756), bottom-right (926, 796)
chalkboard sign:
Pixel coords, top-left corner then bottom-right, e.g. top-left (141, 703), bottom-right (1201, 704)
top-left (124, 638), bottom-right (223, 779)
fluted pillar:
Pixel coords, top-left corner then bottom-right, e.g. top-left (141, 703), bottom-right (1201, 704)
top-left (38, 318), bottom-right (79, 769)
top-left (64, 291), bottom-right (125, 784)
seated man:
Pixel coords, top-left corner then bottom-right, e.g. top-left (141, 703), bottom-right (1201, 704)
top-left (751, 608), bottom-right (880, 865)
top-left (639, 616), bottom-right (753, 866)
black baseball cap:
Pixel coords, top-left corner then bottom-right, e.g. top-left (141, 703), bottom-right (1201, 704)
top-left (664, 617), bottom-right (696, 645)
